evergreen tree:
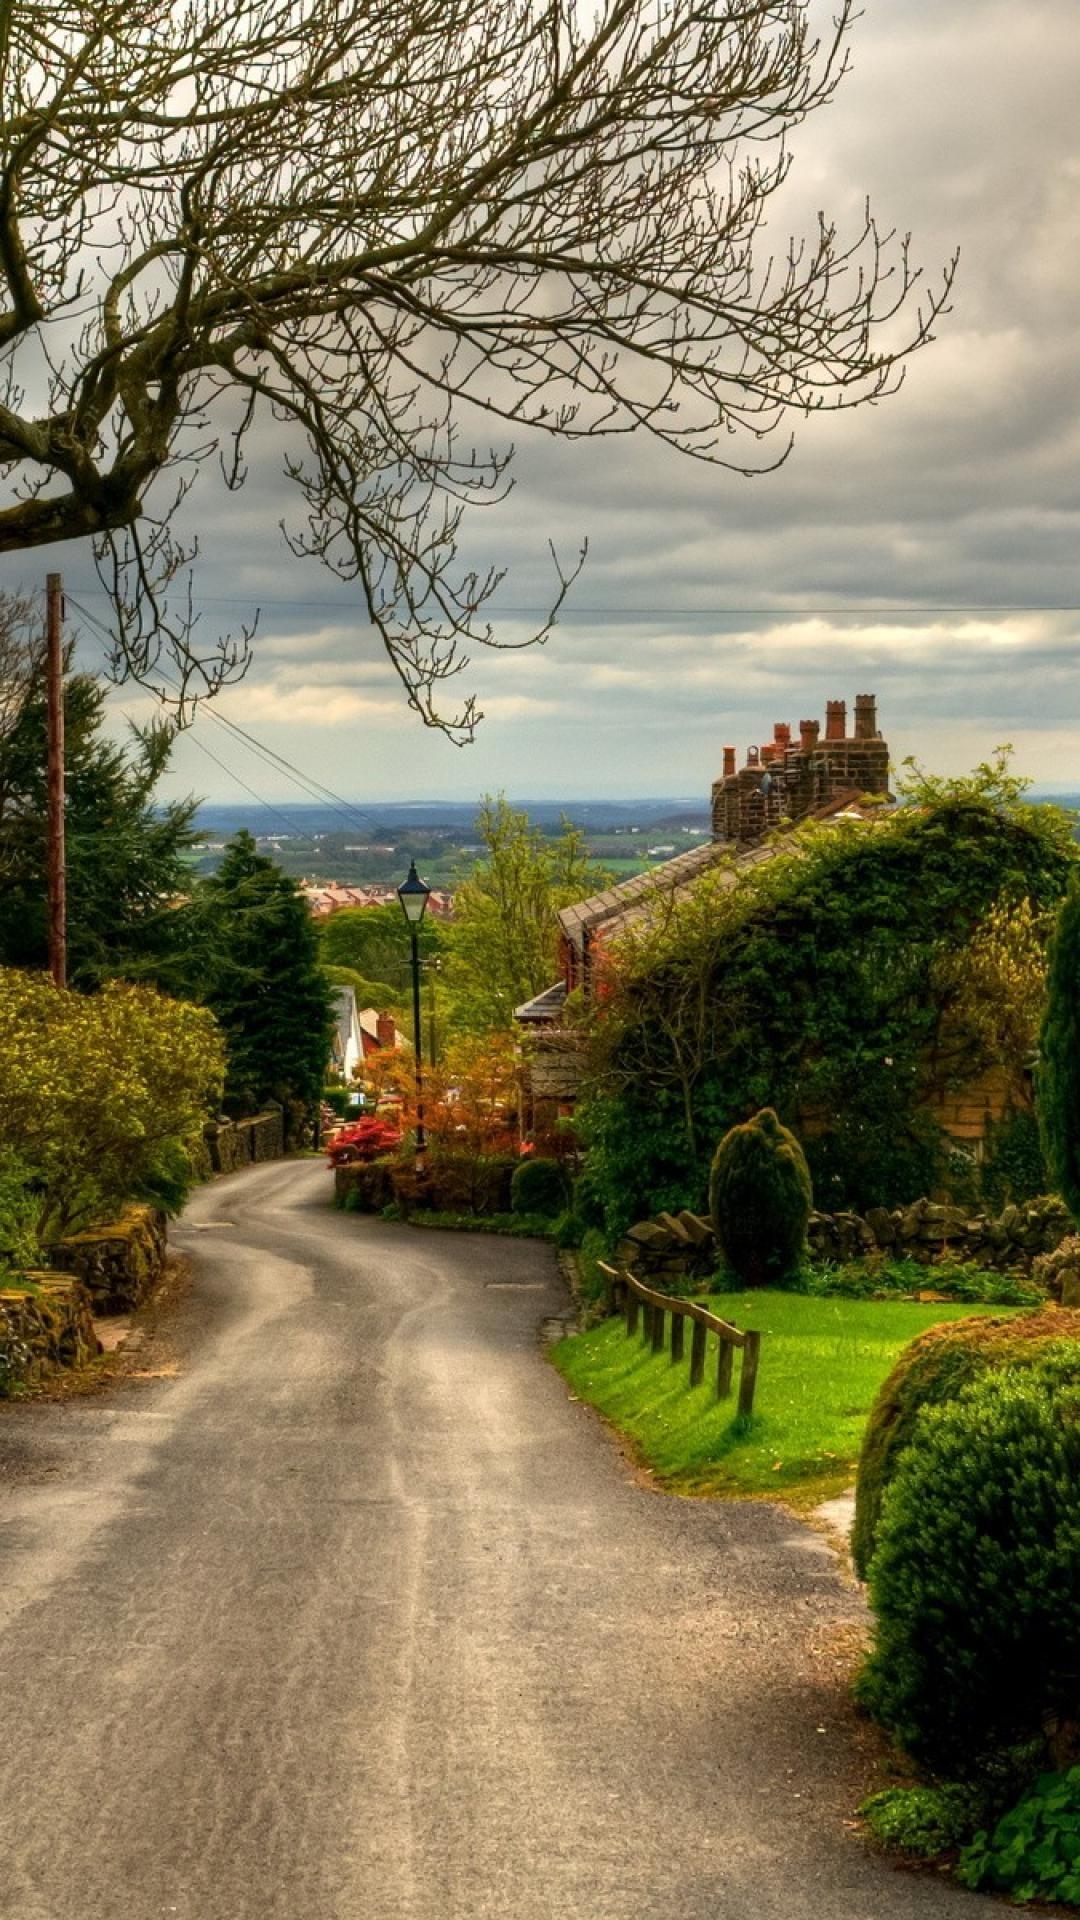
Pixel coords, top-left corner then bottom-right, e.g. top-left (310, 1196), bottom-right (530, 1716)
top-left (194, 833), bottom-right (336, 1125)
top-left (1038, 878), bottom-right (1080, 1220)
top-left (0, 649), bottom-right (199, 985)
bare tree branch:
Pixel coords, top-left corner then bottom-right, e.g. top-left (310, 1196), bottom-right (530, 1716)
top-left (0, 0), bottom-right (954, 734)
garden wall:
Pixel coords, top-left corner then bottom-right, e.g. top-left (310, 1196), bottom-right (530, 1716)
top-left (49, 1205), bottom-right (168, 1314)
top-left (615, 1193), bottom-right (1074, 1290)
top-left (204, 1108), bottom-right (285, 1174)
top-left (0, 1275), bottom-right (101, 1391)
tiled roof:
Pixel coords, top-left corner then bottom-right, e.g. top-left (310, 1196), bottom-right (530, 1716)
top-left (513, 980), bottom-right (569, 1023)
top-left (559, 799), bottom-right (891, 952)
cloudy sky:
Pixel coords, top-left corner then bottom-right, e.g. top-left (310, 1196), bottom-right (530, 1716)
top-left (9, 0), bottom-right (1080, 805)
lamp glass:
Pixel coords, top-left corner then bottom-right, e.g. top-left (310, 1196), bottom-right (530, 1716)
top-left (397, 860), bottom-right (431, 927)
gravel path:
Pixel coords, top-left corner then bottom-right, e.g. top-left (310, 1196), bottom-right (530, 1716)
top-left (0, 1159), bottom-right (998, 1919)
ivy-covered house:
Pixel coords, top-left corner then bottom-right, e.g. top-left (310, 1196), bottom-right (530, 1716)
top-left (515, 700), bottom-right (1073, 1224)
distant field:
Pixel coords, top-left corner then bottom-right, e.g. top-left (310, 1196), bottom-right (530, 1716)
top-left (553, 1291), bottom-right (1019, 1506)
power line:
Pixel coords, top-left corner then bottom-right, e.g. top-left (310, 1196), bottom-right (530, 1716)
top-left (68, 586), bottom-right (1080, 616)
top-left (66, 593), bottom-right (380, 837)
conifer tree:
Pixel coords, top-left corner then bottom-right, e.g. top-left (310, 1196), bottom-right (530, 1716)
top-left (1038, 879), bottom-right (1080, 1220)
top-left (195, 834), bottom-right (336, 1128)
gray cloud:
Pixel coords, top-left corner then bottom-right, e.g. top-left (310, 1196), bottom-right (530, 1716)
top-left (4, 0), bottom-right (1077, 803)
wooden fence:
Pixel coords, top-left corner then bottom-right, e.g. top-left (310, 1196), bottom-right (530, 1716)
top-left (598, 1263), bottom-right (762, 1418)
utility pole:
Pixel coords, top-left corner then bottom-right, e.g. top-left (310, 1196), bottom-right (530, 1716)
top-left (45, 571), bottom-right (66, 989)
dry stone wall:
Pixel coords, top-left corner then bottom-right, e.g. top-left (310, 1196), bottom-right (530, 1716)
top-left (615, 1193), bottom-right (1074, 1290)
top-left (49, 1205), bottom-right (168, 1314)
top-left (204, 1108), bottom-right (285, 1174)
top-left (0, 1275), bottom-right (101, 1392)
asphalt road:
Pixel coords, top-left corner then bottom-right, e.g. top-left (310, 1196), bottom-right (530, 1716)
top-left (0, 1159), bottom-right (1001, 1920)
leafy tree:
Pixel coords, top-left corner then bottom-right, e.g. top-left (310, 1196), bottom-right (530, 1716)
top-left (0, 0), bottom-right (952, 728)
top-left (1038, 878), bottom-right (1080, 1221)
top-left (0, 969), bottom-right (224, 1238)
top-left (318, 903), bottom-right (442, 992)
top-left (323, 963), bottom-right (403, 1018)
top-left (192, 833), bottom-right (337, 1124)
top-left (0, 645), bottom-right (200, 985)
top-left (444, 796), bottom-right (608, 1033)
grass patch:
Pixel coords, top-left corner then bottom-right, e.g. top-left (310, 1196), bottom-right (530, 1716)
top-left (552, 1290), bottom-right (1020, 1505)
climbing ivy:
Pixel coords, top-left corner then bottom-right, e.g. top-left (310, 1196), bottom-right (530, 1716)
top-left (577, 774), bottom-right (1075, 1236)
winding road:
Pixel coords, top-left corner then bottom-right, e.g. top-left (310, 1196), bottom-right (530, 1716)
top-left (0, 1159), bottom-right (998, 1919)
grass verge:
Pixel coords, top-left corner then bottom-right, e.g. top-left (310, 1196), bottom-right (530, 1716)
top-left (552, 1290), bottom-right (1020, 1506)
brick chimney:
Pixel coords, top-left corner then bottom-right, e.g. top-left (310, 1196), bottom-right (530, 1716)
top-left (854, 692), bottom-right (877, 740)
top-left (825, 699), bottom-right (847, 742)
top-left (723, 746), bottom-right (736, 777)
top-left (376, 1011), bottom-right (397, 1050)
top-left (774, 722), bottom-right (792, 749)
top-left (799, 719), bottom-right (820, 752)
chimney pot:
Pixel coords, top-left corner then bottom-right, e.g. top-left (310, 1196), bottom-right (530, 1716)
top-left (376, 1011), bottom-right (397, 1050)
top-left (723, 745), bottom-right (736, 778)
top-left (774, 722), bottom-right (792, 747)
top-left (854, 693), bottom-right (877, 740)
top-left (799, 719), bottom-right (820, 751)
top-left (746, 745), bottom-right (760, 767)
top-left (825, 699), bottom-right (847, 742)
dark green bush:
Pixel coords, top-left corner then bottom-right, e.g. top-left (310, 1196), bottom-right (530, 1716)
top-left (980, 1109), bottom-right (1049, 1211)
top-left (857, 1367), bottom-right (1080, 1779)
top-left (958, 1769), bottom-right (1080, 1903)
top-left (852, 1307), bottom-right (1080, 1577)
top-left (1040, 877), bottom-right (1080, 1222)
top-left (322, 1086), bottom-right (352, 1118)
top-left (709, 1107), bottom-right (812, 1286)
top-left (861, 1784), bottom-right (980, 1859)
top-left (511, 1156), bottom-right (570, 1218)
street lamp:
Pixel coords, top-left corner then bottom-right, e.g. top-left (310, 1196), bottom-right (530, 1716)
top-left (397, 860), bottom-right (431, 1155)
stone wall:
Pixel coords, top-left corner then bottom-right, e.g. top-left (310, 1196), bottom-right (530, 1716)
top-left (615, 1193), bottom-right (1074, 1291)
top-left (204, 1108), bottom-right (285, 1174)
top-left (49, 1205), bottom-right (168, 1314)
top-left (0, 1275), bottom-right (101, 1392)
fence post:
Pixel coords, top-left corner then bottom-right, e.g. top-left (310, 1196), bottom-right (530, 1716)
top-left (651, 1306), bottom-right (665, 1354)
top-left (717, 1338), bottom-right (734, 1399)
top-left (690, 1320), bottom-right (706, 1387)
top-left (641, 1302), bottom-right (653, 1345)
top-left (737, 1330), bottom-right (762, 1418)
top-left (671, 1313), bottom-right (685, 1364)
top-left (627, 1293), bottom-right (639, 1338)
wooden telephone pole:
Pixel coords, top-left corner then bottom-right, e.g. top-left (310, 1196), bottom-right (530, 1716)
top-left (45, 572), bottom-right (66, 989)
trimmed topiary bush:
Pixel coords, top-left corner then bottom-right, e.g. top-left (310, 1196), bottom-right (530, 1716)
top-left (852, 1307), bottom-right (1080, 1577)
top-left (708, 1107), bottom-right (812, 1286)
top-left (857, 1365), bottom-right (1080, 1778)
top-left (511, 1157), bottom-right (570, 1218)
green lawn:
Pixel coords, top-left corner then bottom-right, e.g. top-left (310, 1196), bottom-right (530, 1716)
top-left (552, 1291), bottom-right (1019, 1506)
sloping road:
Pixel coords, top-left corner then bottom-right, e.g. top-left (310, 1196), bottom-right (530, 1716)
top-left (0, 1159), bottom-right (998, 1920)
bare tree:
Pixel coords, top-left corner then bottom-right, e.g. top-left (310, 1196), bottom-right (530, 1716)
top-left (0, 0), bottom-right (953, 734)
top-left (0, 589), bottom-right (41, 743)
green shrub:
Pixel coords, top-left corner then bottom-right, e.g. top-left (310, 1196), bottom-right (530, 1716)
top-left (322, 1086), bottom-right (352, 1118)
top-left (980, 1109), bottom-right (1049, 1211)
top-left (551, 1209), bottom-right (585, 1249)
top-left (857, 1367), bottom-right (1080, 1778)
top-left (861, 1784), bottom-right (980, 1859)
top-left (1039, 877), bottom-right (1080, 1222)
top-left (709, 1107), bottom-right (812, 1286)
top-left (852, 1307), bottom-right (1080, 1577)
top-left (957, 1769), bottom-right (1080, 1903)
top-left (0, 1153), bottom-right (42, 1276)
top-left (792, 1255), bottom-right (1040, 1307)
top-left (511, 1156), bottom-right (570, 1218)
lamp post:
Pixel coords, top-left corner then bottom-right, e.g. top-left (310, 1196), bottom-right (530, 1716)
top-left (397, 860), bottom-right (432, 1156)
